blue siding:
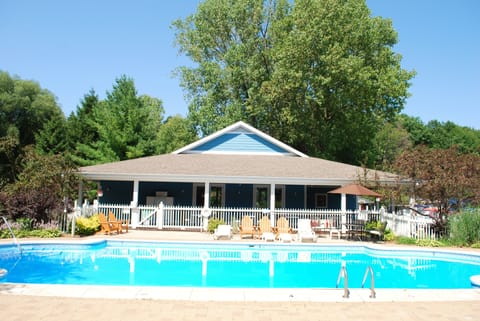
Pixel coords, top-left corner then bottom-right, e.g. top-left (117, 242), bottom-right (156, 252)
top-left (225, 184), bottom-right (253, 207)
top-left (99, 181), bottom-right (133, 204)
top-left (139, 182), bottom-right (192, 206)
top-left (285, 185), bottom-right (305, 208)
top-left (191, 133), bottom-right (288, 154)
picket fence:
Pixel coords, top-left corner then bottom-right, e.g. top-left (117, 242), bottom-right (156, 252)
top-left (67, 202), bottom-right (437, 240)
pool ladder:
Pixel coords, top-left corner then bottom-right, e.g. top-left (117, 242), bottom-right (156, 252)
top-left (336, 265), bottom-right (376, 299)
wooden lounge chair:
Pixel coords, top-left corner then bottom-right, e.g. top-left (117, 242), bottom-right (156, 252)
top-left (98, 213), bottom-right (120, 235)
top-left (297, 219), bottom-right (318, 243)
top-left (213, 224), bottom-right (232, 240)
top-left (108, 211), bottom-right (128, 233)
top-left (257, 216), bottom-right (275, 242)
top-left (239, 216), bottom-right (255, 239)
top-left (275, 217), bottom-right (293, 242)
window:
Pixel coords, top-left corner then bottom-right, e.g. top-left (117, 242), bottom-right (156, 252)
top-left (194, 184), bottom-right (225, 207)
top-left (315, 193), bottom-right (327, 208)
top-left (254, 185), bottom-right (285, 208)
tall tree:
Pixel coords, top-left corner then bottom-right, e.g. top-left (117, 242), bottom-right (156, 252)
top-left (75, 76), bottom-right (164, 165)
top-left (394, 146), bottom-right (480, 215)
top-left (173, 0), bottom-right (414, 164)
top-left (0, 71), bottom-right (63, 183)
top-left (156, 115), bottom-right (198, 154)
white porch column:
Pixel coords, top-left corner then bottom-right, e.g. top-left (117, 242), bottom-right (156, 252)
top-left (270, 183), bottom-right (275, 227)
top-left (341, 193), bottom-right (347, 234)
top-left (203, 182), bottom-right (210, 231)
top-left (132, 180), bottom-right (139, 207)
top-left (131, 180), bottom-right (140, 229)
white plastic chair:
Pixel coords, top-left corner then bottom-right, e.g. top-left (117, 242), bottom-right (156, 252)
top-left (297, 219), bottom-right (318, 243)
top-left (213, 224), bottom-right (232, 240)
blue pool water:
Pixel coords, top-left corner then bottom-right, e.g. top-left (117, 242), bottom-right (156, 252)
top-left (0, 241), bottom-right (479, 289)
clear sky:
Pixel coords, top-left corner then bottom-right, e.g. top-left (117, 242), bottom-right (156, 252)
top-left (1, 0), bottom-right (479, 129)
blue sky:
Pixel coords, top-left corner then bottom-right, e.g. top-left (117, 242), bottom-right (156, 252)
top-left (1, 0), bottom-right (479, 129)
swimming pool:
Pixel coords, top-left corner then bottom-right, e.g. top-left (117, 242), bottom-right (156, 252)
top-left (1, 240), bottom-right (479, 289)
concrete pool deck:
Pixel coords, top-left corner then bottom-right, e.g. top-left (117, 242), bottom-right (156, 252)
top-left (1, 230), bottom-right (480, 320)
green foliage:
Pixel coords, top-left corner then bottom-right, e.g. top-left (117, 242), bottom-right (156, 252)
top-left (72, 76), bottom-right (165, 165)
top-left (0, 146), bottom-right (78, 222)
top-left (415, 239), bottom-right (445, 247)
top-left (156, 116), bottom-right (198, 154)
top-left (448, 209), bottom-right (480, 246)
top-left (173, 0), bottom-right (415, 165)
top-left (395, 236), bottom-right (417, 245)
top-left (383, 228), bottom-right (394, 241)
top-left (207, 218), bottom-right (225, 233)
top-left (74, 215), bottom-right (100, 236)
top-left (0, 71), bottom-right (64, 185)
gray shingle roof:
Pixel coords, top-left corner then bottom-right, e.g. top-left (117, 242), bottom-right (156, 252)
top-left (79, 153), bottom-right (399, 185)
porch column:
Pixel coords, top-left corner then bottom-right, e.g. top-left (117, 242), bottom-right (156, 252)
top-left (341, 193), bottom-right (347, 234)
top-left (270, 183), bottom-right (275, 227)
top-left (203, 182), bottom-right (210, 231)
top-left (132, 180), bottom-right (139, 207)
top-left (77, 180), bottom-right (84, 208)
top-left (131, 180), bottom-right (140, 229)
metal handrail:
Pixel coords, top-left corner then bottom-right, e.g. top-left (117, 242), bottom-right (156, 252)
top-left (336, 263), bottom-right (349, 298)
top-left (361, 266), bottom-right (376, 298)
top-left (1, 216), bottom-right (22, 255)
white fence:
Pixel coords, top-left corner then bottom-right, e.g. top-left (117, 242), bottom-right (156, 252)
top-left (74, 202), bottom-right (437, 240)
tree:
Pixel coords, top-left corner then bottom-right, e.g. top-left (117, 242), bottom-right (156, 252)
top-left (74, 76), bottom-right (165, 165)
top-left (394, 146), bottom-right (480, 214)
top-left (0, 71), bottom-right (63, 183)
top-left (156, 115), bottom-right (198, 154)
top-left (0, 146), bottom-right (78, 222)
top-left (173, 0), bottom-right (414, 164)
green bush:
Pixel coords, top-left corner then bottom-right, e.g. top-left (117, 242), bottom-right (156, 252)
top-left (74, 215), bottom-right (100, 236)
top-left (207, 218), bottom-right (225, 233)
top-left (448, 208), bottom-right (480, 246)
top-left (395, 236), bottom-right (417, 245)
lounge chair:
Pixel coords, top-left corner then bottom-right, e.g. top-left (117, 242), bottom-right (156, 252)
top-left (275, 217), bottom-right (293, 242)
top-left (297, 219), bottom-right (318, 243)
top-left (369, 221), bottom-right (387, 242)
top-left (213, 224), bottom-right (232, 240)
top-left (239, 216), bottom-right (256, 239)
top-left (108, 211), bottom-right (128, 233)
top-left (98, 213), bottom-right (120, 235)
top-left (257, 216), bottom-right (275, 242)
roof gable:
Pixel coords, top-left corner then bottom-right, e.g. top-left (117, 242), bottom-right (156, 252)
top-left (173, 121), bottom-right (307, 157)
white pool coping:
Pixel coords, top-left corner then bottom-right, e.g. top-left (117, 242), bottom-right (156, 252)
top-left (1, 234), bottom-right (480, 302)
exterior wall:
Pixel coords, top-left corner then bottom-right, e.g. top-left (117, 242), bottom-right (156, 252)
top-left (285, 185), bottom-right (305, 208)
top-left (99, 180), bottom-right (133, 204)
top-left (191, 133), bottom-right (288, 154)
top-left (139, 182), bottom-right (192, 206)
top-left (225, 184), bottom-right (253, 207)
top-left (100, 181), bottom-right (351, 210)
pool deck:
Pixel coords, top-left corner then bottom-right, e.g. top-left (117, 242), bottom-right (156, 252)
top-left (1, 230), bottom-right (480, 321)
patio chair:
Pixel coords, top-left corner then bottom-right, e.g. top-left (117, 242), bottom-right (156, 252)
top-left (239, 216), bottom-right (256, 239)
top-left (275, 217), bottom-right (293, 242)
top-left (369, 221), bottom-right (387, 242)
top-left (98, 213), bottom-right (120, 235)
top-left (108, 211), bottom-right (128, 233)
top-left (257, 216), bottom-right (275, 242)
top-left (297, 219), bottom-right (318, 243)
top-left (213, 224), bottom-right (232, 240)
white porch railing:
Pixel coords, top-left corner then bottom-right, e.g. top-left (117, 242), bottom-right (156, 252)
top-left (74, 202), bottom-right (436, 240)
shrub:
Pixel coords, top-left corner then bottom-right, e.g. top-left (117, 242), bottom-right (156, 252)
top-left (395, 236), bottom-right (417, 245)
top-left (74, 215), bottom-right (100, 236)
top-left (207, 218), bottom-right (225, 233)
top-left (448, 208), bottom-right (480, 246)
